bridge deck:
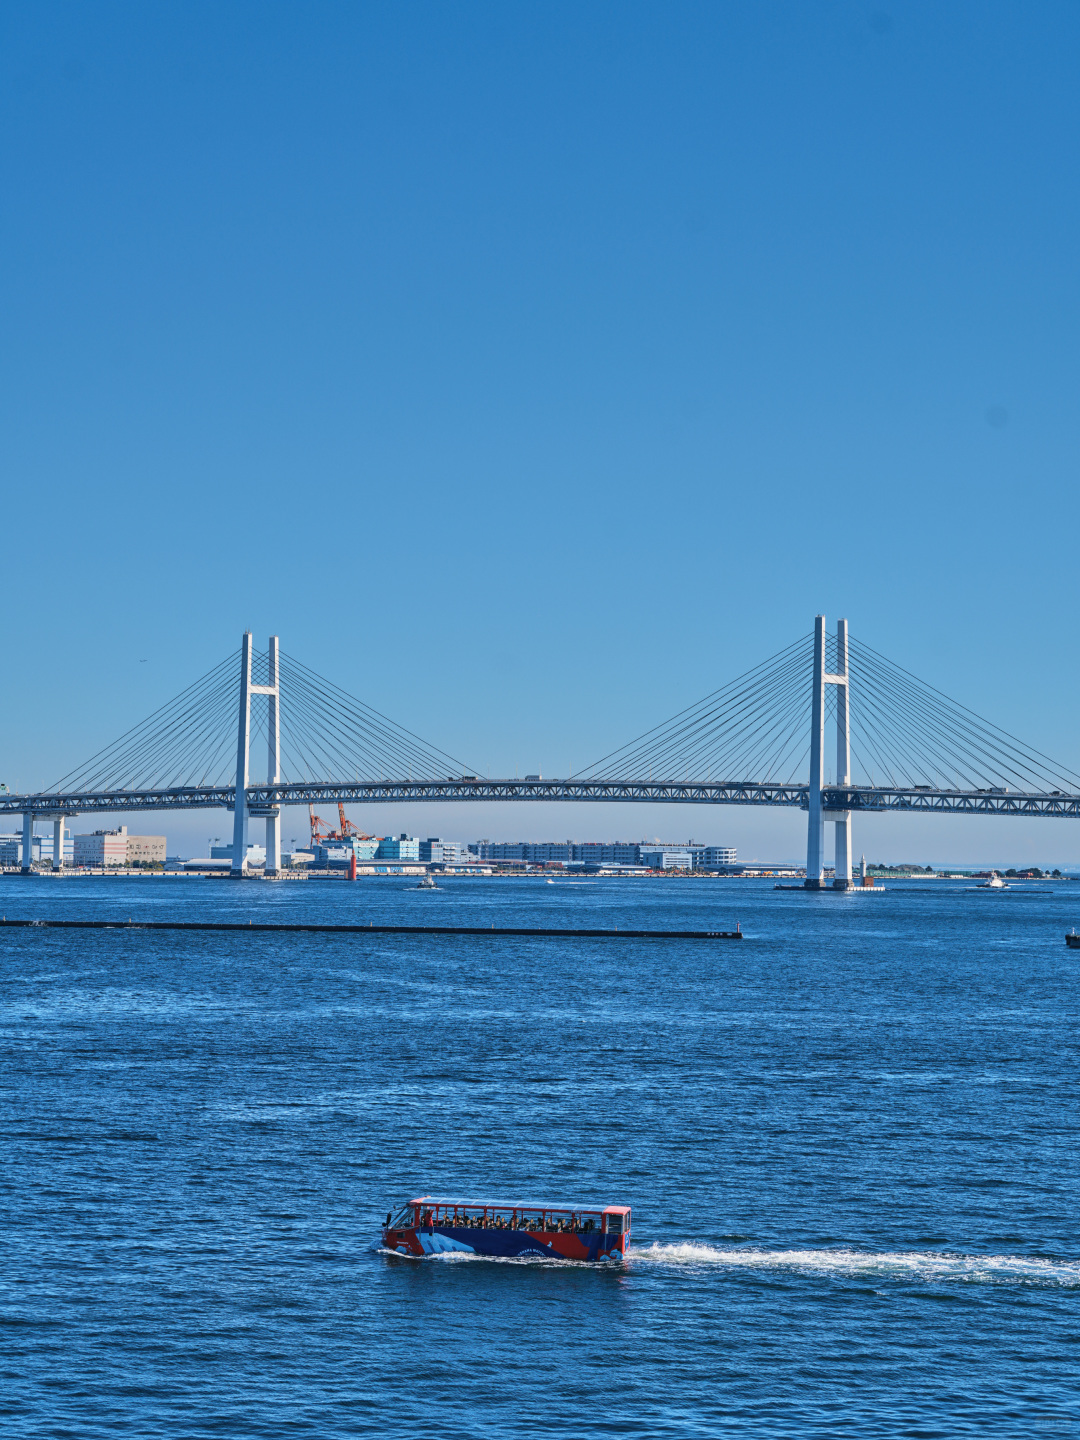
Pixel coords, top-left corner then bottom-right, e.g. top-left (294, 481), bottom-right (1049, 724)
top-left (2, 779), bottom-right (1079, 818)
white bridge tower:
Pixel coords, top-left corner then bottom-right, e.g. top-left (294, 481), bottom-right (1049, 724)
top-left (805, 614), bottom-right (853, 890)
top-left (231, 632), bottom-right (281, 877)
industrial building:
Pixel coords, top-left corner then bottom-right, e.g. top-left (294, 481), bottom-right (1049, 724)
top-left (0, 832), bottom-right (74, 867)
top-left (641, 849), bottom-right (694, 870)
top-left (470, 841), bottom-right (574, 863)
top-left (210, 842), bottom-right (267, 865)
top-left (466, 841), bottom-right (736, 869)
top-left (73, 826), bottom-right (166, 867)
top-left (309, 834), bottom-right (422, 867)
top-left (418, 839), bottom-right (469, 864)
top-left (311, 836), bottom-right (378, 865)
top-left (696, 846), bottom-right (737, 867)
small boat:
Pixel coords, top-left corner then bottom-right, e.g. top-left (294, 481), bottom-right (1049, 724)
top-left (416, 876), bottom-right (438, 889)
top-left (1067, 930), bottom-right (1080, 949)
top-left (977, 871), bottom-right (1009, 889)
top-left (382, 1195), bottom-right (631, 1262)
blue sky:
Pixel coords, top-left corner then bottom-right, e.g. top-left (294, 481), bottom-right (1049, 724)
top-left (2, 1), bottom-right (1078, 863)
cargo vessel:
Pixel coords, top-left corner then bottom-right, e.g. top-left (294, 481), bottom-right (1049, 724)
top-left (382, 1195), bottom-right (631, 1262)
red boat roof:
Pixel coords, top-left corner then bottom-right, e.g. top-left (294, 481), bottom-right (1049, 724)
top-left (407, 1194), bottom-right (629, 1214)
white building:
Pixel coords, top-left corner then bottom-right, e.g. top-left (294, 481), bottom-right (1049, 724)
top-left (282, 850), bottom-right (314, 867)
top-left (696, 846), bottom-right (737, 868)
top-left (126, 833), bottom-right (167, 865)
top-left (74, 825), bottom-right (166, 867)
top-left (74, 827), bottom-right (130, 867)
top-left (210, 843), bottom-right (266, 865)
top-left (641, 849), bottom-right (694, 870)
top-left (419, 839), bottom-right (468, 864)
top-left (0, 832), bottom-right (75, 866)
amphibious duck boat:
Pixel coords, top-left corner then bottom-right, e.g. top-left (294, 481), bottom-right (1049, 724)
top-left (382, 1196), bottom-right (631, 1262)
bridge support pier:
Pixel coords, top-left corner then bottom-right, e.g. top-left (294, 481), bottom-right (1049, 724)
top-left (21, 812), bottom-right (33, 874)
top-left (806, 614), bottom-right (854, 890)
top-left (833, 814), bottom-right (852, 888)
top-left (53, 817), bottom-right (66, 871)
top-left (231, 633), bottom-right (253, 876)
top-left (832, 617), bottom-right (853, 890)
top-left (805, 617), bottom-right (827, 887)
top-left (232, 631), bottom-right (282, 877)
top-left (264, 636), bottom-right (281, 876)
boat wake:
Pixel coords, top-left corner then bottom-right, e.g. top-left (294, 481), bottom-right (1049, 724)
top-left (373, 1238), bottom-right (1079, 1286)
top-left (629, 1242), bottom-right (1080, 1287)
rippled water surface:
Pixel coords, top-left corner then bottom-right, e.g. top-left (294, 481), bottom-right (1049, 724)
top-left (2, 873), bottom-right (1079, 1436)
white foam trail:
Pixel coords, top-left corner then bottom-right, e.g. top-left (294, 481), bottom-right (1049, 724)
top-left (629, 1242), bottom-right (1080, 1286)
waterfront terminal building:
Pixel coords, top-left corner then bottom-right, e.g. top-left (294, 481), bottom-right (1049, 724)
top-left (467, 841), bottom-right (736, 869)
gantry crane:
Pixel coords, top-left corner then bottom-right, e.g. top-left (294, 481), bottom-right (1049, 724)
top-left (308, 802), bottom-right (374, 847)
top-left (335, 802), bottom-right (373, 841)
top-left (308, 805), bottom-right (334, 848)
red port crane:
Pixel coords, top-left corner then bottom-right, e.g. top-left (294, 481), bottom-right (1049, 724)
top-left (308, 803), bottom-right (374, 847)
top-left (308, 805), bottom-right (334, 848)
top-left (336, 802), bottom-right (373, 841)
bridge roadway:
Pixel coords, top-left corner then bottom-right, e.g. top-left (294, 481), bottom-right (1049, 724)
top-left (3, 779), bottom-right (1080, 819)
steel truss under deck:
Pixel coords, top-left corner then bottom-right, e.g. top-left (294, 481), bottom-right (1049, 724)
top-left (3, 778), bottom-right (1079, 821)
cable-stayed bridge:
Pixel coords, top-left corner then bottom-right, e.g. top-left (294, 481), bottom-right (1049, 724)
top-left (5, 618), bottom-right (1080, 888)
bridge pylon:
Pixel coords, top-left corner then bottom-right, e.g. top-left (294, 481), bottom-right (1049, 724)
top-left (832, 617), bottom-right (853, 890)
top-left (231, 632), bottom-right (281, 877)
top-left (805, 614), bottom-right (853, 890)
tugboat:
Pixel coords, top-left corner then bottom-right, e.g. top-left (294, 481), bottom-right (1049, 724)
top-left (416, 875), bottom-right (438, 889)
top-left (977, 871), bottom-right (1009, 889)
top-left (382, 1195), bottom-right (631, 1262)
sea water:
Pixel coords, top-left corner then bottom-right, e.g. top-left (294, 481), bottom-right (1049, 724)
top-left (2, 874), bottom-right (1078, 1436)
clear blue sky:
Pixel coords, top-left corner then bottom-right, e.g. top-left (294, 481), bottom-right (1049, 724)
top-left (2, 1), bottom-right (1078, 864)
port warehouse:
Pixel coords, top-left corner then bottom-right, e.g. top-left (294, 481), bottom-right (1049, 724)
top-left (215, 836), bottom-right (740, 871)
top-left (0, 825), bottom-right (165, 868)
top-left (295, 838), bottom-right (739, 870)
top-left (468, 842), bottom-right (736, 867)
top-left (1, 825), bottom-right (739, 872)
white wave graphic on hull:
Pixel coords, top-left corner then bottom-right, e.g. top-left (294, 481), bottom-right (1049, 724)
top-left (418, 1232), bottom-right (475, 1256)
top-left (630, 1242), bottom-right (1080, 1287)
